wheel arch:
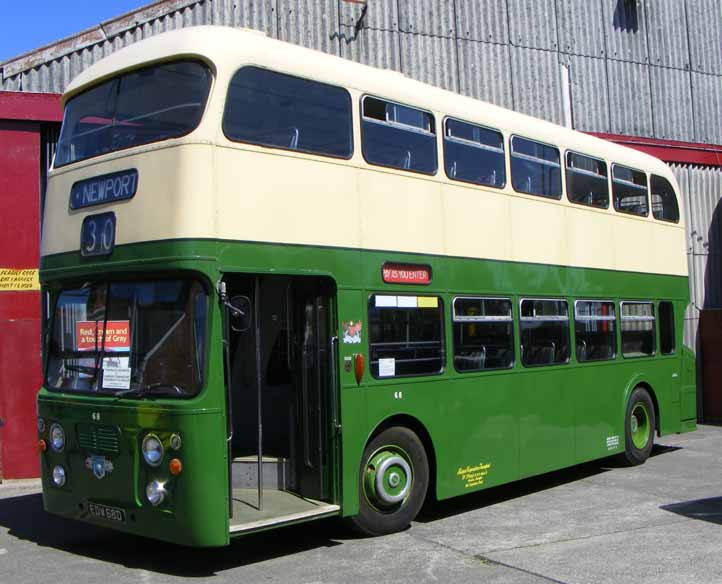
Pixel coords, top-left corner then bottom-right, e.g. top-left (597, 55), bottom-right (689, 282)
top-left (368, 414), bottom-right (438, 502)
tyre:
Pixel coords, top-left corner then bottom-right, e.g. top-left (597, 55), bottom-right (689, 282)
top-left (350, 426), bottom-right (429, 536)
top-left (622, 387), bottom-right (656, 466)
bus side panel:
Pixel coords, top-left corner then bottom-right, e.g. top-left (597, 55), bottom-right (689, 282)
top-left (518, 369), bottom-right (575, 479)
top-left (573, 363), bottom-right (626, 463)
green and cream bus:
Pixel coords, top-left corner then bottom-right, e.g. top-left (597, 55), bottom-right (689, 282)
top-left (38, 26), bottom-right (696, 546)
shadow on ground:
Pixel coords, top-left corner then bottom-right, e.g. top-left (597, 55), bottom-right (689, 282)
top-left (0, 443), bottom-right (680, 576)
top-left (662, 497), bottom-right (722, 526)
top-left (417, 443), bottom-right (680, 523)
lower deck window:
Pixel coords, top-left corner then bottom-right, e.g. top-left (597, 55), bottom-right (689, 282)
top-left (520, 299), bottom-right (570, 366)
top-left (621, 301), bottom-right (655, 357)
top-left (368, 294), bottom-right (444, 378)
top-left (574, 301), bottom-right (617, 362)
top-left (452, 297), bottom-right (514, 372)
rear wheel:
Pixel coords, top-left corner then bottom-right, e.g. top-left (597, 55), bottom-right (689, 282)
top-left (622, 387), bottom-right (655, 466)
top-left (350, 426), bottom-right (428, 536)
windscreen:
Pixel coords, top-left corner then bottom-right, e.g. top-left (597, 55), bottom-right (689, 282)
top-left (55, 60), bottom-right (212, 167)
top-left (46, 279), bottom-right (207, 398)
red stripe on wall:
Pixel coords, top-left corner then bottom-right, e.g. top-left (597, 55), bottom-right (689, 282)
top-left (587, 133), bottom-right (722, 167)
top-left (0, 91), bottom-right (62, 123)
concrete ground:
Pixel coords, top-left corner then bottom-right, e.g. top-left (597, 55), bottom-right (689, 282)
top-left (1, 425), bottom-right (721, 584)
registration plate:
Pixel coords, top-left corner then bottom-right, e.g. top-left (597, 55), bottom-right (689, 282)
top-left (88, 502), bottom-right (126, 523)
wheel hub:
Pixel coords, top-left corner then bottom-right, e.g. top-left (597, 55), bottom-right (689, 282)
top-left (364, 448), bottom-right (412, 508)
top-left (631, 403), bottom-right (650, 449)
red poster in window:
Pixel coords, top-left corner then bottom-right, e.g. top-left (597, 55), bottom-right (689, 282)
top-left (382, 263), bottom-right (431, 285)
top-left (75, 321), bottom-right (131, 352)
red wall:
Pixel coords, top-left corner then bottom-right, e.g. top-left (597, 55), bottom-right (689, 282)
top-left (0, 120), bottom-right (43, 479)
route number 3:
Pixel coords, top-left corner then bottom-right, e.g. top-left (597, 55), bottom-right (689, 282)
top-left (81, 212), bottom-right (116, 258)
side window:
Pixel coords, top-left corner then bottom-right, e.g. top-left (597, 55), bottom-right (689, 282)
top-left (510, 136), bottom-right (562, 199)
top-left (651, 175), bottom-right (680, 223)
top-left (659, 301), bottom-right (676, 355)
top-left (620, 302), bottom-right (655, 357)
top-left (443, 118), bottom-right (505, 188)
top-left (520, 299), bottom-right (570, 366)
top-left (565, 152), bottom-right (609, 208)
top-left (368, 294), bottom-right (444, 378)
top-left (612, 165), bottom-right (648, 216)
top-left (361, 97), bottom-right (437, 175)
top-left (452, 297), bottom-right (514, 372)
top-left (574, 301), bottom-right (617, 362)
top-left (223, 67), bottom-right (353, 158)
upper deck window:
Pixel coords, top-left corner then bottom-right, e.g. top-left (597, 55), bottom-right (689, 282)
top-left (443, 118), bottom-right (505, 188)
top-left (612, 164), bottom-right (648, 216)
top-left (650, 175), bottom-right (680, 223)
top-left (55, 60), bottom-right (212, 167)
top-left (361, 96), bottom-right (437, 175)
top-left (510, 136), bottom-right (562, 199)
top-left (565, 152), bottom-right (609, 208)
top-left (223, 67), bottom-right (353, 158)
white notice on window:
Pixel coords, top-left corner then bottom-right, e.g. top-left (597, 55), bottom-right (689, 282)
top-left (103, 367), bottom-right (131, 390)
top-left (378, 358), bottom-right (396, 377)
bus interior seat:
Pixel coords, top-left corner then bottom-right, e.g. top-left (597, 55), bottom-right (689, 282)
top-left (288, 126), bottom-right (300, 149)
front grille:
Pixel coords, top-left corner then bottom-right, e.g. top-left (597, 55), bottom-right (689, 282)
top-left (77, 424), bottom-right (121, 454)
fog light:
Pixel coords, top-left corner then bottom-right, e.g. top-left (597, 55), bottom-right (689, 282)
top-left (37, 418), bottom-right (46, 433)
top-left (49, 423), bottom-right (65, 452)
top-left (142, 434), bottom-right (163, 467)
top-left (52, 465), bottom-right (66, 487)
top-left (146, 480), bottom-right (166, 506)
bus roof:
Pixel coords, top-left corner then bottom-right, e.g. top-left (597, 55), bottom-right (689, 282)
top-left (64, 26), bottom-right (672, 181)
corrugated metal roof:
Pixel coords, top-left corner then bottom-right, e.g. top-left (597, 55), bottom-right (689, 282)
top-left (454, 0), bottom-right (509, 44)
top-left (607, 59), bottom-right (653, 136)
top-left (457, 38), bottom-right (513, 109)
top-left (692, 72), bottom-right (722, 146)
top-left (508, 0), bottom-right (559, 51)
top-left (563, 54), bottom-right (610, 132)
top-left (649, 66), bottom-right (694, 142)
top-left (687, 0), bottom-right (722, 75)
top-left (397, 0), bottom-right (456, 38)
top-left (278, 0), bottom-right (340, 55)
top-left (556, 0), bottom-right (606, 58)
top-left (646, 0), bottom-right (690, 70)
top-left (510, 45), bottom-right (564, 125)
top-left (400, 33), bottom-right (459, 92)
top-left (601, 0), bottom-right (649, 64)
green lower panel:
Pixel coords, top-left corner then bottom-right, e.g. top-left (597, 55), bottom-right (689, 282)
top-left (39, 238), bottom-right (697, 536)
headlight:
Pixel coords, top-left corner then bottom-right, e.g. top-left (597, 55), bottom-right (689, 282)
top-left (49, 423), bottom-right (65, 452)
top-left (146, 480), bottom-right (166, 506)
top-left (142, 434), bottom-right (163, 466)
top-left (52, 465), bottom-right (66, 487)
top-left (37, 417), bottom-right (46, 433)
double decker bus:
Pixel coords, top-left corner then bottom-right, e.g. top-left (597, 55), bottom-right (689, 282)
top-left (38, 26), bottom-right (696, 547)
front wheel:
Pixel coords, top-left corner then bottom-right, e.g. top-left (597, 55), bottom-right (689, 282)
top-left (350, 426), bottom-right (429, 536)
top-left (622, 387), bottom-right (656, 466)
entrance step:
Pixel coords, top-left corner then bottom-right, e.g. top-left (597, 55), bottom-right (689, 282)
top-left (229, 489), bottom-right (339, 535)
top-left (232, 456), bottom-right (292, 490)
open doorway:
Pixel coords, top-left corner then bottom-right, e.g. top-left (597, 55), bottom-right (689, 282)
top-left (222, 274), bottom-right (339, 533)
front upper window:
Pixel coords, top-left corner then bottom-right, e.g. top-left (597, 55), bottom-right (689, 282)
top-left (46, 278), bottom-right (207, 398)
top-left (55, 60), bottom-right (213, 167)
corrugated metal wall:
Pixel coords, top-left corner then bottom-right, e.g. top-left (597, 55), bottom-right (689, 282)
top-left (673, 165), bottom-right (722, 350)
top-left (2, 0), bottom-right (721, 145)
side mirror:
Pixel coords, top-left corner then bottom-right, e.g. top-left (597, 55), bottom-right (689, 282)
top-left (228, 295), bottom-right (252, 332)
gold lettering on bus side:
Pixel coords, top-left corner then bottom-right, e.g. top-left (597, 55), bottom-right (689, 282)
top-left (456, 462), bottom-right (492, 489)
